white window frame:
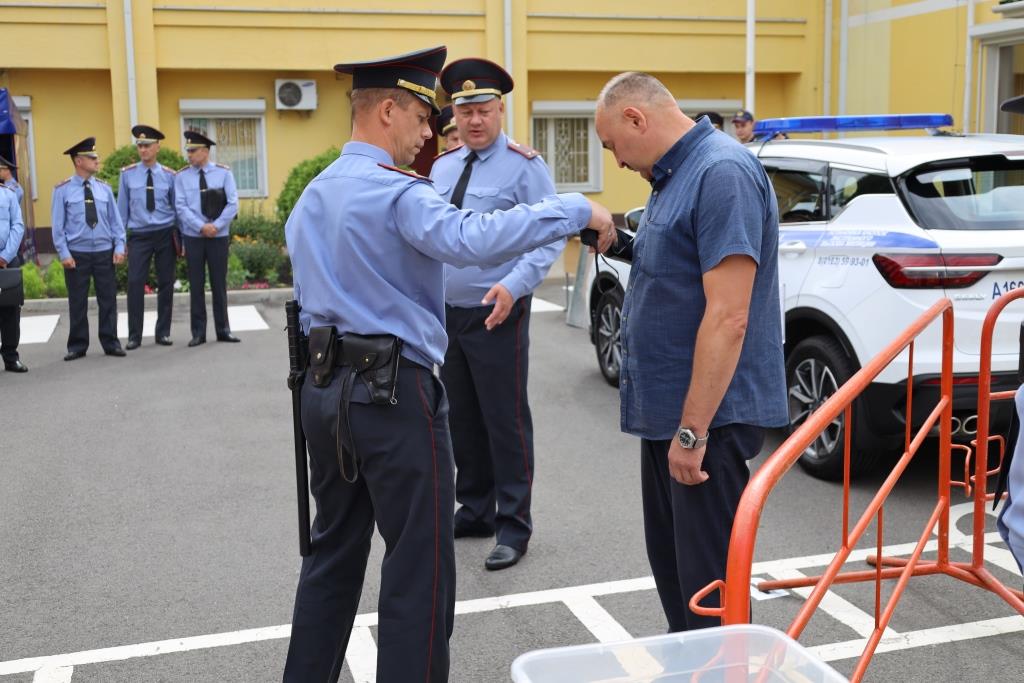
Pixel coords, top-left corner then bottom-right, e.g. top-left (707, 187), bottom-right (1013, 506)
top-left (530, 101), bottom-right (603, 193)
top-left (12, 95), bottom-right (38, 201)
top-left (178, 98), bottom-right (269, 198)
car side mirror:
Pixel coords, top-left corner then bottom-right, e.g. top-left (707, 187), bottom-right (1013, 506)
top-left (624, 206), bottom-right (644, 232)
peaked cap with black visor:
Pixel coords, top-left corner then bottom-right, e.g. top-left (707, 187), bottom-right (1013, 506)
top-left (441, 57), bottom-right (514, 106)
top-left (334, 46), bottom-right (446, 114)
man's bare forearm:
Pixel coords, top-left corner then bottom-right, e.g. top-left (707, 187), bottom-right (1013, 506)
top-left (680, 308), bottom-right (748, 434)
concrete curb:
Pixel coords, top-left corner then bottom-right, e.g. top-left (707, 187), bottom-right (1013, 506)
top-left (21, 287), bottom-right (295, 314)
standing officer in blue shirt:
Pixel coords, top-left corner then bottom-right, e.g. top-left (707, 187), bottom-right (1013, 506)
top-left (431, 58), bottom-right (564, 571)
top-left (174, 130), bottom-right (239, 347)
top-left (0, 155), bottom-right (24, 204)
top-left (118, 125), bottom-right (178, 349)
top-left (594, 73), bottom-right (787, 631)
top-left (52, 137), bottom-right (127, 361)
top-left (283, 45), bottom-right (615, 683)
top-left (0, 179), bottom-right (26, 372)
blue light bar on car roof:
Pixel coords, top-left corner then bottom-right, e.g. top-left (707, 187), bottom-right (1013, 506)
top-left (754, 113), bottom-right (954, 135)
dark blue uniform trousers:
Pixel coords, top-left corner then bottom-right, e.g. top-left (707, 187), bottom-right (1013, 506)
top-left (641, 423), bottom-right (764, 631)
top-left (126, 227), bottom-right (176, 341)
top-left (284, 363), bottom-right (456, 683)
top-left (64, 249), bottom-right (119, 354)
top-left (0, 256), bottom-right (22, 363)
top-left (182, 235), bottom-right (230, 339)
top-left (443, 296), bottom-right (534, 552)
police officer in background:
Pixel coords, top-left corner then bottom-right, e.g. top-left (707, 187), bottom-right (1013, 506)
top-left (118, 125), bottom-right (178, 349)
top-left (174, 130), bottom-right (239, 347)
top-left (52, 138), bottom-right (127, 361)
top-left (437, 104), bottom-right (461, 150)
top-left (0, 177), bottom-right (26, 372)
top-left (0, 155), bottom-right (24, 205)
top-left (431, 58), bottom-right (564, 571)
top-left (283, 45), bottom-right (615, 682)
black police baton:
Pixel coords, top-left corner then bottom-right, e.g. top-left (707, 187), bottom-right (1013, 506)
top-left (286, 300), bottom-right (312, 556)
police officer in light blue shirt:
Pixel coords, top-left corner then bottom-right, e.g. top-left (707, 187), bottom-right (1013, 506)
top-left (173, 130), bottom-right (239, 346)
top-left (0, 180), bottom-right (27, 372)
top-left (431, 58), bottom-right (564, 571)
top-left (118, 125), bottom-right (178, 349)
top-left (282, 45), bottom-right (616, 683)
top-left (52, 137), bottom-right (127, 361)
top-left (0, 155), bottom-right (23, 205)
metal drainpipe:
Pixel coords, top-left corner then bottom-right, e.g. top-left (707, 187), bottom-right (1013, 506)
top-left (838, 0), bottom-right (848, 117)
top-left (745, 0), bottom-right (755, 114)
top-left (123, 0), bottom-right (139, 128)
top-left (504, 0), bottom-right (515, 139)
top-left (823, 0), bottom-right (832, 117)
top-left (963, 0), bottom-right (975, 133)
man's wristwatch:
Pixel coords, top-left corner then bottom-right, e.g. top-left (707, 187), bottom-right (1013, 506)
top-left (677, 427), bottom-right (709, 449)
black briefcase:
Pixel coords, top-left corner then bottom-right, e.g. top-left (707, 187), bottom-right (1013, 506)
top-left (0, 267), bottom-right (24, 307)
top-left (202, 187), bottom-right (228, 221)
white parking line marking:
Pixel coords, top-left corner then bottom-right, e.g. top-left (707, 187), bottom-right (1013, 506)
top-left (766, 568), bottom-right (899, 639)
top-left (1, 533), bottom-right (1018, 677)
top-left (113, 305), bottom-right (268, 337)
top-left (19, 315), bottom-right (60, 345)
top-left (562, 594), bottom-right (633, 643)
top-left (32, 666), bottom-right (73, 683)
top-left (531, 297), bottom-right (564, 313)
top-left (345, 627), bottom-right (378, 683)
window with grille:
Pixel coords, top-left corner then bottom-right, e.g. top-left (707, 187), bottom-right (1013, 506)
top-left (181, 116), bottom-right (266, 197)
top-left (531, 115), bottom-right (602, 193)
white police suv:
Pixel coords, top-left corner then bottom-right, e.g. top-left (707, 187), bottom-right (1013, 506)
top-left (587, 114), bottom-right (1024, 480)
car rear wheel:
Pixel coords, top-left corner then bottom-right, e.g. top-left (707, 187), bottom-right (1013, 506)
top-left (595, 288), bottom-right (623, 387)
top-left (786, 335), bottom-right (885, 480)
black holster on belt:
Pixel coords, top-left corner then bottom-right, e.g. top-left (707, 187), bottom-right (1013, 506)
top-left (307, 327), bottom-right (403, 483)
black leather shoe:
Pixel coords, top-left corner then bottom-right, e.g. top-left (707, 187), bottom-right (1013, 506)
top-left (64, 351), bottom-right (86, 361)
top-left (155, 336), bottom-right (173, 346)
top-left (216, 333), bottom-right (241, 343)
top-left (105, 347), bottom-right (126, 357)
top-left (188, 337), bottom-right (206, 347)
top-left (126, 339), bottom-right (141, 350)
top-left (484, 544), bottom-right (524, 571)
top-left (454, 523), bottom-right (495, 539)
top-left (3, 360), bottom-right (28, 373)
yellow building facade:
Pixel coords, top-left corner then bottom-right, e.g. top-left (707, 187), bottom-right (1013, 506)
top-left (1, 0), bottom-right (1021, 233)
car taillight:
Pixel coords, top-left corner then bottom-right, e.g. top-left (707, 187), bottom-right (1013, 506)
top-left (872, 253), bottom-right (1002, 289)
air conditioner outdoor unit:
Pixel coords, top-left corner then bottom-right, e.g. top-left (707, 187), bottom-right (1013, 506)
top-left (275, 79), bottom-right (317, 111)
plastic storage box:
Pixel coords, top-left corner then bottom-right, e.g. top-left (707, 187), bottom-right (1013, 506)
top-left (511, 624), bottom-right (848, 683)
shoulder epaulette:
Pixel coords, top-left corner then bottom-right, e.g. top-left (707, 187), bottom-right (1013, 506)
top-left (161, 164), bottom-right (177, 175)
top-left (55, 178), bottom-right (72, 188)
top-left (216, 163), bottom-right (231, 170)
top-left (122, 162), bottom-right (138, 172)
top-left (0, 184), bottom-right (12, 192)
top-left (433, 144), bottom-right (463, 161)
top-left (377, 163), bottom-right (433, 182)
top-left (507, 139), bottom-right (540, 160)
top-left (178, 165), bottom-right (190, 172)
top-left (94, 177), bottom-right (109, 186)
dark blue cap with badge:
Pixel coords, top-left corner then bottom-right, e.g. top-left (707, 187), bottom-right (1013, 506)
top-left (132, 125), bottom-right (165, 145)
top-left (441, 58), bottom-right (514, 106)
top-left (1001, 95), bottom-right (1024, 115)
top-left (732, 109), bottom-right (754, 123)
top-left (184, 130), bottom-right (216, 150)
top-left (0, 154), bottom-right (16, 169)
top-left (334, 45), bottom-right (446, 114)
top-left (438, 105), bottom-right (456, 135)
top-left (64, 137), bottom-right (98, 158)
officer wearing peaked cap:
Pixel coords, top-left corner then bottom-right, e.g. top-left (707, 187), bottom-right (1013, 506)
top-left (118, 125), bottom-right (178, 349)
top-left (0, 154), bottom-right (23, 205)
top-left (0, 167), bottom-right (26, 372)
top-left (431, 57), bottom-right (563, 571)
top-left (174, 129), bottom-right (240, 347)
top-left (52, 137), bottom-right (127, 360)
top-left (436, 104), bottom-right (460, 150)
top-left (283, 45), bottom-right (616, 682)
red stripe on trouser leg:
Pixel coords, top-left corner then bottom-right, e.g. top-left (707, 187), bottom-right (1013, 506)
top-left (414, 372), bottom-right (440, 682)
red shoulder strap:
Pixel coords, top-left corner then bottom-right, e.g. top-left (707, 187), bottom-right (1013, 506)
top-left (378, 163), bottom-right (433, 182)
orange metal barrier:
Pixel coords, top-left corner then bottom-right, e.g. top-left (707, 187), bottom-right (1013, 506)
top-left (689, 295), bottom-right (1024, 682)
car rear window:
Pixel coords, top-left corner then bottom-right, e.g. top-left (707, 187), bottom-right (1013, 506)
top-left (900, 155), bottom-right (1024, 230)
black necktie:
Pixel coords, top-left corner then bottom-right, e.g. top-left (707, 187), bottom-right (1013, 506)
top-left (83, 180), bottom-right (98, 228)
top-left (199, 168), bottom-right (211, 219)
top-left (146, 168), bottom-right (156, 212)
top-left (450, 151), bottom-right (478, 209)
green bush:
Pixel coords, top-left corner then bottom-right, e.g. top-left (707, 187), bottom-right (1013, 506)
top-left (21, 262), bottom-right (46, 299)
top-left (226, 251), bottom-right (248, 289)
top-left (276, 147), bottom-right (340, 222)
top-left (45, 259), bottom-right (68, 298)
top-left (232, 210), bottom-right (285, 246)
top-left (231, 237), bottom-right (283, 281)
top-left (97, 145), bottom-right (188, 197)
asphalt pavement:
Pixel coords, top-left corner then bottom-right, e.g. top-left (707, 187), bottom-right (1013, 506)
top-left (2, 282), bottom-right (1022, 682)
